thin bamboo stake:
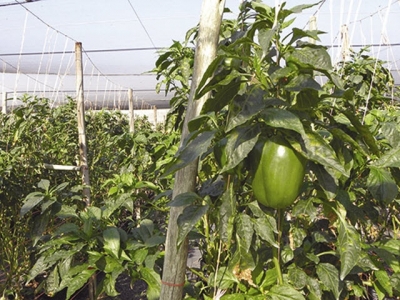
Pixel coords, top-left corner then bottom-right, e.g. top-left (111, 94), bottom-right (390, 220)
top-left (128, 88), bottom-right (135, 133)
top-left (159, 1), bottom-right (225, 299)
top-left (75, 42), bottom-right (96, 300)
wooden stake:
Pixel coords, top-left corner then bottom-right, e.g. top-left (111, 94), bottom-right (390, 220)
top-left (153, 105), bottom-right (157, 126)
top-left (160, 1), bottom-right (225, 299)
top-left (309, 16), bottom-right (317, 44)
top-left (128, 88), bottom-right (135, 133)
top-left (75, 42), bottom-right (91, 206)
top-left (75, 42), bottom-right (96, 300)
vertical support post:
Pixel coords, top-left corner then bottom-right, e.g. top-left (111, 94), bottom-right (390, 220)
top-left (340, 24), bottom-right (350, 61)
top-left (2, 92), bottom-right (7, 114)
top-left (159, 1), bottom-right (225, 299)
top-left (75, 42), bottom-right (91, 206)
top-left (76, 41), bottom-right (95, 300)
top-left (309, 16), bottom-right (317, 44)
top-left (153, 105), bottom-right (157, 127)
top-left (128, 88), bottom-right (135, 133)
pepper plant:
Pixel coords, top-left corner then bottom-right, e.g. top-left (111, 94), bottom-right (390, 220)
top-left (155, 1), bottom-right (400, 299)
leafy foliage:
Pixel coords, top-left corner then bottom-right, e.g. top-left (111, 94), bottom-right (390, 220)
top-left (155, 1), bottom-right (400, 299)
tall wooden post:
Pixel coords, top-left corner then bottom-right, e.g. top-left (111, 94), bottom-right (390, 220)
top-left (1, 92), bottom-right (7, 114)
top-left (153, 105), bottom-right (157, 126)
top-left (159, 1), bottom-right (225, 299)
top-left (76, 41), bottom-right (95, 300)
top-left (75, 42), bottom-right (91, 206)
top-left (309, 16), bottom-right (317, 44)
top-left (128, 88), bottom-right (135, 133)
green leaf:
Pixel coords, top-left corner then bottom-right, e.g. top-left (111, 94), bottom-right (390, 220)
top-left (209, 266), bottom-right (238, 289)
top-left (177, 204), bottom-right (209, 247)
top-left (260, 108), bottom-right (306, 136)
top-left (236, 214), bottom-right (254, 252)
top-left (367, 166), bottom-right (398, 203)
top-left (292, 89), bottom-right (321, 110)
top-left (337, 214), bottom-right (362, 280)
top-left (219, 184), bottom-right (235, 244)
top-left (288, 267), bottom-right (307, 289)
top-left (311, 162), bottom-right (338, 199)
top-left (103, 273), bottom-right (120, 297)
top-left (140, 267), bottom-right (161, 300)
top-left (374, 270), bottom-right (393, 297)
top-left (372, 147), bottom-right (400, 168)
top-left (168, 192), bottom-right (202, 207)
top-left (266, 284), bottom-right (306, 300)
top-left (288, 27), bottom-right (321, 45)
top-left (301, 130), bottom-right (347, 176)
top-left (292, 197), bottom-right (319, 220)
top-left (306, 276), bottom-right (323, 300)
top-left (51, 181), bottom-right (69, 193)
top-left (38, 179), bottom-right (50, 192)
top-left (316, 263), bottom-right (340, 299)
top-left (341, 110), bottom-right (379, 155)
top-left (222, 125), bottom-right (260, 172)
top-left (162, 130), bottom-right (216, 177)
top-left (252, 215), bottom-right (278, 248)
top-left (20, 192), bottom-right (45, 216)
top-left (103, 227), bottom-right (121, 259)
top-left (287, 47), bottom-right (332, 71)
top-left (135, 181), bottom-right (159, 191)
top-left (284, 74), bottom-right (322, 91)
top-left (226, 87), bottom-right (265, 132)
top-left (59, 264), bottom-right (96, 300)
top-left (202, 80), bottom-right (243, 113)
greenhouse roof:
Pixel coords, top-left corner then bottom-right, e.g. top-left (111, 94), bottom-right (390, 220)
top-left (1, 0), bottom-right (399, 110)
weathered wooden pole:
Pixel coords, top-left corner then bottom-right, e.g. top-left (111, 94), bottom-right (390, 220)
top-left (309, 16), bottom-right (317, 44)
top-left (153, 105), bottom-right (157, 126)
top-left (159, 1), bottom-right (225, 299)
top-left (128, 88), bottom-right (135, 133)
top-left (2, 92), bottom-right (7, 114)
top-left (75, 42), bottom-right (95, 300)
top-left (75, 42), bottom-right (91, 206)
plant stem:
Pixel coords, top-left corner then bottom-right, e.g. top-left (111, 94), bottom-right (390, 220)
top-left (273, 208), bottom-right (284, 285)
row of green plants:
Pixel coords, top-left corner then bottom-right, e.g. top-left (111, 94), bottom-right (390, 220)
top-left (0, 96), bottom-right (179, 299)
top-left (153, 1), bottom-right (400, 299)
top-left (1, 0), bottom-right (399, 299)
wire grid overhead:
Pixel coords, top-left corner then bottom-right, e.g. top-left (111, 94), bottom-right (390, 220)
top-left (1, 0), bottom-right (400, 110)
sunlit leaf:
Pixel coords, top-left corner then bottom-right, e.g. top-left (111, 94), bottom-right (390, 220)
top-left (316, 263), bottom-right (340, 299)
top-left (367, 166), bottom-right (398, 203)
top-left (219, 184), bottom-right (235, 244)
top-left (375, 270), bottom-right (393, 297)
top-left (103, 227), bottom-right (121, 259)
top-left (266, 284), bottom-right (306, 300)
top-left (337, 215), bottom-right (362, 280)
top-left (140, 267), bottom-right (161, 300)
top-left (236, 214), bottom-right (254, 252)
top-left (20, 192), bottom-right (45, 216)
top-left (372, 147), bottom-right (400, 168)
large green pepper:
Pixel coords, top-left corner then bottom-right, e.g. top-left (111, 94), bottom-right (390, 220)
top-left (251, 135), bottom-right (307, 209)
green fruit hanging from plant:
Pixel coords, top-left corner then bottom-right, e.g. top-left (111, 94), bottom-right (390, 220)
top-left (251, 135), bottom-right (307, 209)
